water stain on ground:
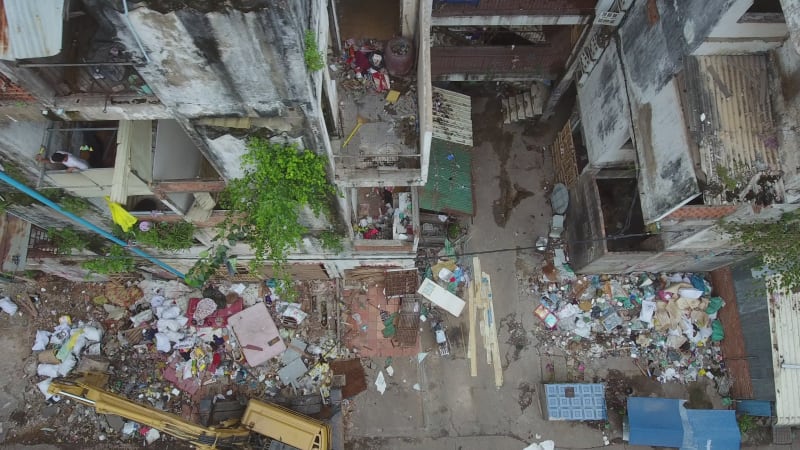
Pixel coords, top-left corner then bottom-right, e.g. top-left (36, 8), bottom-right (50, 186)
top-left (499, 313), bottom-right (530, 366)
top-left (471, 97), bottom-right (533, 227)
top-left (517, 382), bottom-right (535, 412)
top-left (685, 382), bottom-right (713, 409)
top-left (493, 179), bottom-right (534, 227)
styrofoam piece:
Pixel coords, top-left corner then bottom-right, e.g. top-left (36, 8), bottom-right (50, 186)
top-left (417, 278), bottom-right (465, 317)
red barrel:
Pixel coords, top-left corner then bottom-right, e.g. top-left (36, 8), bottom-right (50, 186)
top-left (384, 37), bottom-right (415, 77)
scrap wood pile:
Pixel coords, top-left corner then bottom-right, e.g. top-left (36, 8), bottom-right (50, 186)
top-left (530, 268), bottom-right (729, 385)
top-left (467, 257), bottom-right (503, 388)
top-left (5, 277), bottom-right (359, 447)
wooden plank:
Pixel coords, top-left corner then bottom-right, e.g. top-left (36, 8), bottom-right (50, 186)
top-left (523, 92), bottom-right (534, 118)
top-left (508, 96), bottom-right (518, 123)
top-left (110, 120), bottom-right (134, 204)
top-left (516, 94), bottom-right (526, 121)
top-left (482, 273), bottom-right (504, 388)
top-left (472, 257), bottom-right (484, 308)
top-left (468, 281), bottom-right (478, 377)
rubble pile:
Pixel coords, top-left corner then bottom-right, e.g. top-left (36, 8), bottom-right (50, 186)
top-left (531, 271), bottom-right (728, 384)
top-left (18, 277), bottom-right (347, 446)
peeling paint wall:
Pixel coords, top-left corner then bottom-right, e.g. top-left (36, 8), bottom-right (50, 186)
top-left (0, 121), bottom-right (56, 181)
top-left (577, 40), bottom-right (633, 167)
top-left (707, 0), bottom-right (788, 38)
top-left (115, 6), bottom-right (311, 117)
top-left (633, 81), bottom-right (699, 223)
top-left (619, 0), bottom-right (736, 103)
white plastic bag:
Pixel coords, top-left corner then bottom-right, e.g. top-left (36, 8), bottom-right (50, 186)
top-left (130, 309), bottom-right (153, 326)
top-left (32, 330), bottom-right (51, 351)
top-left (0, 297), bottom-right (18, 315)
top-left (37, 378), bottom-right (54, 399)
top-left (155, 333), bottom-right (172, 352)
top-left (37, 364), bottom-right (60, 378)
top-left (156, 305), bottom-right (181, 320)
top-left (82, 326), bottom-right (103, 342)
top-left (57, 354), bottom-right (77, 376)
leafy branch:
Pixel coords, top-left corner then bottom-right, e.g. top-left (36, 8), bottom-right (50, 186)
top-left (81, 246), bottom-right (135, 275)
top-left (720, 210), bottom-right (800, 291)
top-left (186, 138), bottom-right (336, 292)
top-left (304, 30), bottom-right (324, 72)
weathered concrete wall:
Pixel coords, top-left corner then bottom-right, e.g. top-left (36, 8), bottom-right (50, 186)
top-left (705, 0), bottom-right (788, 39)
top-left (418, 0), bottom-right (433, 184)
top-left (402, 0), bottom-right (419, 38)
top-left (619, 0), bottom-right (736, 103)
top-left (783, 0), bottom-right (800, 55)
top-left (121, 6), bottom-right (310, 117)
top-left (694, 0), bottom-right (788, 55)
top-left (577, 40), bottom-right (634, 167)
top-left (0, 121), bottom-right (50, 175)
top-left (773, 42), bottom-right (800, 203)
top-left (633, 80), bottom-right (699, 223)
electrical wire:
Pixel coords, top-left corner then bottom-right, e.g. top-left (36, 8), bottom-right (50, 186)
top-left (156, 232), bottom-right (661, 262)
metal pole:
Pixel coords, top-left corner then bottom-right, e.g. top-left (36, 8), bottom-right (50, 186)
top-left (0, 171), bottom-right (185, 279)
top-left (122, 0), bottom-right (151, 64)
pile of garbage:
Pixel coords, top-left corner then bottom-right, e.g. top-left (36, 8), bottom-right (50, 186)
top-left (531, 271), bottom-right (727, 384)
top-left (25, 278), bottom-right (345, 445)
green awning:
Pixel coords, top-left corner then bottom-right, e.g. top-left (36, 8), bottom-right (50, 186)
top-left (419, 138), bottom-right (473, 215)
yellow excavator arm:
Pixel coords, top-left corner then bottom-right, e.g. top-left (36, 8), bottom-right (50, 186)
top-left (48, 373), bottom-right (252, 449)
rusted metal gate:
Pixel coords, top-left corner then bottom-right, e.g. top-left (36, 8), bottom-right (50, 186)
top-left (384, 269), bottom-right (419, 297)
top-left (393, 294), bottom-right (421, 347)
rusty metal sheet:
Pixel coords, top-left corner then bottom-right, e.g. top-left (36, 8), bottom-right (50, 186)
top-left (0, 0), bottom-right (65, 60)
top-left (684, 55), bottom-right (778, 205)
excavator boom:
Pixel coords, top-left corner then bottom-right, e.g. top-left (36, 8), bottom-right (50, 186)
top-left (48, 373), bottom-right (251, 449)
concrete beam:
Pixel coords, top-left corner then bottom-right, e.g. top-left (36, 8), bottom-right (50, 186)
top-left (131, 210), bottom-right (228, 228)
top-left (151, 179), bottom-right (226, 195)
top-left (431, 15), bottom-right (590, 27)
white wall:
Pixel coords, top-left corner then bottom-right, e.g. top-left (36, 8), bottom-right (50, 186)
top-left (418, 0), bottom-right (433, 184)
top-left (402, 0), bottom-right (419, 39)
top-left (694, 0), bottom-right (788, 54)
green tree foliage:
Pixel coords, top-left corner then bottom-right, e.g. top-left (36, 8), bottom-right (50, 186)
top-left (186, 138), bottom-right (336, 290)
top-left (304, 30), bottom-right (324, 72)
top-left (81, 246), bottom-right (135, 275)
top-left (721, 210), bottom-right (800, 291)
top-left (47, 227), bottom-right (90, 255)
top-left (125, 222), bottom-right (196, 251)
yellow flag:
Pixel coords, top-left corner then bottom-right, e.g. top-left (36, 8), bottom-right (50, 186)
top-left (104, 196), bottom-right (137, 232)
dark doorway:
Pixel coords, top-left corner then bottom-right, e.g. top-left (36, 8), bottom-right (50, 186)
top-left (596, 176), bottom-right (649, 252)
top-left (337, 0), bottom-right (400, 41)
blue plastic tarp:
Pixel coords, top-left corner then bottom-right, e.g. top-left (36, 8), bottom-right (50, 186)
top-left (736, 400), bottom-right (773, 417)
top-left (628, 397), bottom-right (741, 450)
top-left (628, 397), bottom-right (685, 447)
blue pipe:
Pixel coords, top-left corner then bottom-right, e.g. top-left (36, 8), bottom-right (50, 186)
top-left (0, 171), bottom-right (185, 279)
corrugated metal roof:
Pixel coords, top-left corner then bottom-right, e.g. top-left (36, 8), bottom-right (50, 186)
top-left (768, 279), bottom-right (800, 426)
top-left (0, 0), bottom-right (64, 60)
top-left (432, 87), bottom-right (473, 146)
top-left (683, 55), bottom-right (779, 205)
top-left (418, 138), bottom-right (473, 215)
top-left (544, 383), bottom-right (606, 421)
